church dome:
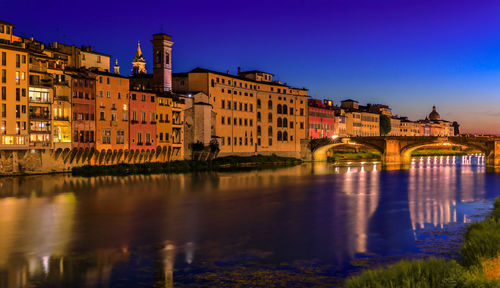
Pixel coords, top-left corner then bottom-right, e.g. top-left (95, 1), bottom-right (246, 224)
top-left (429, 106), bottom-right (441, 121)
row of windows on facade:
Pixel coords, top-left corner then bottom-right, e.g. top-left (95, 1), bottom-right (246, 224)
top-left (309, 111), bottom-right (335, 118)
top-left (256, 126), bottom-right (300, 137)
top-left (1, 87), bottom-right (27, 101)
top-left (1, 69), bottom-right (26, 84)
top-left (131, 132), bottom-right (152, 145)
top-left (71, 130), bottom-right (176, 145)
top-left (98, 76), bottom-right (122, 86)
top-left (131, 94), bottom-right (154, 102)
top-left (97, 90), bottom-right (127, 99)
top-left (220, 100), bottom-right (253, 112)
top-left (0, 25), bottom-right (12, 35)
top-left (1, 103), bottom-right (27, 118)
top-left (1, 52), bottom-right (26, 67)
top-left (0, 120), bottom-right (26, 135)
top-left (131, 110), bottom-right (155, 123)
top-left (73, 78), bottom-right (94, 88)
top-left (219, 133), bottom-right (293, 147)
top-left (310, 123), bottom-right (334, 130)
top-left (213, 77), bottom-right (294, 94)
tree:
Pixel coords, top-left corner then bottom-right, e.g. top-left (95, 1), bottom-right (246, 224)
top-left (380, 115), bottom-right (392, 136)
top-left (307, 137), bottom-right (334, 153)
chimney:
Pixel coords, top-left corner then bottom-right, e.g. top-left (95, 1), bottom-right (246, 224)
top-left (237, 67), bottom-right (241, 74)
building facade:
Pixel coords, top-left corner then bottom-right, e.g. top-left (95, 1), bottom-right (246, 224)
top-left (308, 99), bottom-right (336, 139)
top-left (0, 22), bottom-right (29, 149)
top-left (95, 71), bottom-right (129, 151)
top-left (129, 89), bottom-right (156, 150)
top-left (69, 69), bottom-right (95, 149)
top-left (173, 68), bottom-right (309, 157)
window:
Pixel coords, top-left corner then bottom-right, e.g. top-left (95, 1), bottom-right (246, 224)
top-left (300, 122), bottom-right (304, 129)
top-left (1, 87), bottom-right (5, 100)
top-left (1, 70), bottom-right (5, 83)
top-left (268, 138), bottom-right (272, 146)
top-left (290, 107), bottom-right (294, 115)
top-left (249, 104), bottom-right (253, 112)
top-left (116, 130), bottom-right (124, 144)
top-left (1, 52), bottom-right (5, 66)
top-left (227, 137), bottom-right (231, 145)
top-left (221, 100), bottom-right (225, 109)
top-left (22, 55), bottom-right (26, 64)
top-left (102, 129), bottom-right (111, 144)
top-left (146, 133), bottom-right (151, 144)
top-left (283, 105), bottom-right (288, 114)
top-left (300, 108), bottom-right (304, 116)
top-left (244, 103), bottom-right (248, 111)
top-left (277, 104), bottom-right (282, 114)
top-left (277, 131), bottom-right (282, 141)
top-left (16, 88), bottom-right (20, 101)
top-left (268, 100), bottom-right (272, 109)
top-left (268, 126), bottom-right (273, 137)
top-left (283, 131), bottom-right (288, 141)
top-left (106, 91), bottom-right (110, 98)
top-left (227, 100), bottom-right (231, 109)
top-left (290, 121), bottom-right (294, 128)
top-left (283, 118), bottom-right (288, 128)
top-left (268, 113), bottom-right (272, 123)
top-left (142, 94), bottom-right (146, 101)
top-left (16, 54), bottom-right (20, 67)
top-left (221, 116), bottom-right (225, 125)
top-left (257, 126), bottom-right (261, 136)
top-left (15, 72), bottom-right (20, 84)
top-left (132, 94), bottom-right (136, 100)
top-left (137, 132), bottom-right (143, 144)
top-left (277, 117), bottom-right (282, 127)
top-left (165, 52), bottom-right (170, 65)
top-left (100, 111), bottom-right (105, 120)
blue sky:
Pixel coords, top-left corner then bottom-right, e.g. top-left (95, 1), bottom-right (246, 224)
top-left (3, 0), bottom-right (500, 133)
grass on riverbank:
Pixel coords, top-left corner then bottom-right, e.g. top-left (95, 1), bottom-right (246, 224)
top-left (71, 154), bottom-right (302, 177)
top-left (344, 197), bottom-right (500, 287)
top-left (327, 151), bottom-right (382, 162)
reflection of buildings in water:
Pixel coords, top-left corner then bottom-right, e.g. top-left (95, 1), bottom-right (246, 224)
top-left (162, 242), bottom-right (176, 288)
top-left (0, 193), bottom-right (76, 287)
top-left (408, 156), bottom-right (486, 231)
top-left (341, 166), bottom-right (380, 257)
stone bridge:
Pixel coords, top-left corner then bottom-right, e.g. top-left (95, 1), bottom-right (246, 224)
top-left (313, 136), bottom-right (500, 167)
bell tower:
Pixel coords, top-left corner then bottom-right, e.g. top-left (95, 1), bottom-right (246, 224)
top-left (151, 33), bottom-right (173, 92)
top-left (132, 41), bottom-right (147, 75)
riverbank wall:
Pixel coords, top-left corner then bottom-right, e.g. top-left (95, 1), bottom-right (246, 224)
top-left (0, 148), bottom-right (178, 175)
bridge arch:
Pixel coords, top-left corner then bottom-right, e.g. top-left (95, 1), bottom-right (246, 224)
top-left (313, 139), bottom-right (385, 161)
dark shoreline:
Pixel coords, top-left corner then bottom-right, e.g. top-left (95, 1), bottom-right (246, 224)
top-left (71, 155), bottom-right (303, 177)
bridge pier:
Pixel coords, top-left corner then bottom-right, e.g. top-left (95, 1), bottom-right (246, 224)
top-left (485, 141), bottom-right (500, 167)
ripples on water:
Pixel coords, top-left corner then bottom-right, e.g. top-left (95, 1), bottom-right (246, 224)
top-left (0, 155), bottom-right (499, 287)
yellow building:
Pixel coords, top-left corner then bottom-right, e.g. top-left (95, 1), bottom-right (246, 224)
top-left (0, 21), bottom-right (29, 149)
top-left (389, 117), bottom-right (401, 136)
top-left (400, 118), bottom-right (421, 136)
top-left (360, 111), bottom-right (379, 136)
top-left (173, 68), bottom-right (309, 157)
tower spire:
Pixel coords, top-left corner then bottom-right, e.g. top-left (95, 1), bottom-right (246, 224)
top-left (132, 41), bottom-right (147, 74)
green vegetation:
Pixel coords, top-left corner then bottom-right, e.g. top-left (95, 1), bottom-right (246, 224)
top-left (72, 154), bottom-right (302, 177)
top-left (379, 115), bottom-right (391, 136)
top-left (327, 151), bottom-right (381, 162)
top-left (345, 197), bottom-right (500, 287)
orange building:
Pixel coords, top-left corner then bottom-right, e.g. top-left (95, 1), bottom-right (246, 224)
top-left (129, 89), bottom-right (156, 151)
top-left (173, 68), bottom-right (309, 157)
top-left (0, 21), bottom-right (29, 149)
top-left (94, 70), bottom-right (129, 151)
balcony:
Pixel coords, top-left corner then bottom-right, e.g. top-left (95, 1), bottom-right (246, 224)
top-left (131, 120), bottom-right (139, 124)
top-left (54, 95), bottom-right (70, 102)
top-left (150, 121), bottom-right (157, 124)
top-left (53, 116), bottom-right (70, 121)
top-left (29, 114), bottom-right (51, 120)
top-left (29, 97), bottom-right (52, 104)
top-left (29, 63), bottom-right (47, 73)
top-left (137, 142), bottom-right (143, 146)
top-left (145, 142), bottom-right (152, 146)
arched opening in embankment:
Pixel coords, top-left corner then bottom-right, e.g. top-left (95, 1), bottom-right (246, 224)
top-left (313, 141), bottom-right (384, 162)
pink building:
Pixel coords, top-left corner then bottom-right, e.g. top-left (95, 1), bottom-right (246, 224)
top-left (308, 99), bottom-right (336, 139)
top-left (129, 90), bottom-right (157, 150)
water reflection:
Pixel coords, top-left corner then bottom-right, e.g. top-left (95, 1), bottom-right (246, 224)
top-left (0, 156), bottom-right (499, 286)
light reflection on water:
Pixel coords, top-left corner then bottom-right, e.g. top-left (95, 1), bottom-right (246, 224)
top-left (0, 156), bottom-right (499, 287)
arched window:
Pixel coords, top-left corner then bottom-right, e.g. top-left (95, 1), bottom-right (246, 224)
top-left (257, 126), bottom-right (261, 136)
top-left (283, 118), bottom-right (288, 128)
top-left (283, 105), bottom-right (288, 114)
top-left (277, 104), bottom-right (282, 114)
top-left (155, 51), bottom-right (161, 64)
top-left (283, 131), bottom-right (288, 141)
top-left (257, 112), bottom-right (261, 122)
top-left (268, 100), bottom-right (273, 109)
top-left (165, 52), bottom-right (170, 65)
top-left (257, 99), bottom-right (261, 108)
top-left (277, 131), bottom-right (282, 141)
top-left (268, 113), bottom-right (272, 123)
top-left (277, 117), bottom-right (282, 127)
top-left (268, 126), bottom-right (273, 136)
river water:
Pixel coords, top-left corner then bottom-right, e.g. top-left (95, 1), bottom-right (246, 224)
top-left (0, 155), bottom-right (498, 287)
